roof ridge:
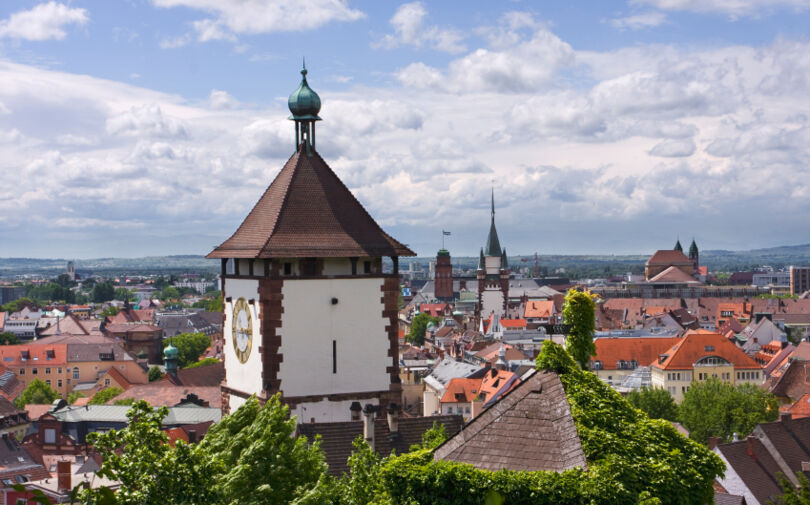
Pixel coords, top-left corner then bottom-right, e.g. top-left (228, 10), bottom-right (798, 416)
top-left (258, 149), bottom-right (301, 256)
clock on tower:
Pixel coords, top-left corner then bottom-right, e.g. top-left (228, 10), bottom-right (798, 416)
top-left (207, 65), bottom-right (415, 422)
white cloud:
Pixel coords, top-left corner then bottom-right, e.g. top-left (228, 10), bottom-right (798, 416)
top-left (608, 11), bottom-right (668, 30)
top-left (105, 105), bottom-right (187, 138)
top-left (649, 138), bottom-right (696, 157)
top-left (375, 2), bottom-right (466, 54)
top-left (159, 34), bottom-right (191, 49)
top-left (0, 2), bottom-right (88, 41)
top-left (207, 90), bottom-right (239, 110)
top-left (152, 0), bottom-right (364, 42)
top-left (632, 0), bottom-right (809, 17)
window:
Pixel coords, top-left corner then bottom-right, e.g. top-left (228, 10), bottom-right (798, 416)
top-left (58, 367), bottom-right (62, 374)
top-left (46, 380), bottom-right (51, 386)
top-left (364, 261), bottom-right (371, 274)
top-left (58, 379), bottom-right (62, 388)
top-left (104, 378), bottom-right (111, 386)
top-left (332, 340), bottom-right (337, 374)
top-left (72, 367), bottom-right (79, 380)
top-left (32, 368), bottom-right (37, 375)
top-left (283, 262), bottom-right (292, 275)
top-left (45, 368), bottom-right (50, 374)
top-left (456, 407), bottom-right (462, 414)
top-left (44, 428), bottom-right (56, 444)
top-left (19, 368), bottom-right (24, 375)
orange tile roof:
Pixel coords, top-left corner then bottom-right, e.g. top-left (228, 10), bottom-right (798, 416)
top-left (499, 319), bottom-right (527, 329)
top-left (781, 393), bottom-right (810, 419)
top-left (593, 337), bottom-right (682, 369)
top-left (649, 266), bottom-right (699, 283)
top-left (441, 378), bottom-right (481, 403)
top-left (102, 366), bottom-right (134, 389)
top-left (0, 344), bottom-right (67, 366)
top-left (524, 300), bottom-right (555, 319)
top-left (652, 330), bottom-right (762, 370)
top-left (479, 369), bottom-right (519, 402)
top-left (647, 250), bottom-right (691, 265)
top-left (420, 303), bottom-right (448, 317)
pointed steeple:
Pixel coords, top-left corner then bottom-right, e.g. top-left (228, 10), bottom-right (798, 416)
top-left (674, 239), bottom-right (683, 253)
top-left (484, 188), bottom-right (502, 257)
top-left (477, 248), bottom-right (485, 271)
top-left (689, 239), bottom-right (698, 259)
top-left (501, 248), bottom-right (508, 270)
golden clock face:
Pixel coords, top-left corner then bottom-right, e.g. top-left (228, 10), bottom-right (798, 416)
top-left (231, 297), bottom-right (253, 364)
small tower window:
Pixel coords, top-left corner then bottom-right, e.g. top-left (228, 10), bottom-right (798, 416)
top-left (283, 262), bottom-right (292, 275)
top-left (364, 261), bottom-right (371, 274)
top-left (332, 340), bottom-right (337, 374)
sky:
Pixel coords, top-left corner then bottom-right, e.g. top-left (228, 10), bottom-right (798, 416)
top-left (1, 0), bottom-right (810, 259)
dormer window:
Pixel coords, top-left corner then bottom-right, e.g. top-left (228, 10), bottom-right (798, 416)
top-left (20, 350), bottom-right (29, 361)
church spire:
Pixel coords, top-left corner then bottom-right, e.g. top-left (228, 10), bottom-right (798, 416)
top-left (674, 238), bottom-right (683, 253)
top-left (288, 61), bottom-right (322, 154)
top-left (484, 188), bottom-right (502, 257)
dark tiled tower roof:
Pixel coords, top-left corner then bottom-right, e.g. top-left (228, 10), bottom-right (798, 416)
top-left (208, 148), bottom-right (415, 259)
top-left (484, 189), bottom-right (502, 257)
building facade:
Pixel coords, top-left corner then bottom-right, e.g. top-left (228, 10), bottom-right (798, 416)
top-left (790, 266), bottom-right (810, 295)
top-left (208, 67), bottom-right (415, 422)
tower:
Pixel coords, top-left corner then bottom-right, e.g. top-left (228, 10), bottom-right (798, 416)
top-left (674, 239), bottom-right (683, 253)
top-left (689, 239), bottom-right (699, 273)
top-left (164, 341), bottom-right (178, 378)
top-left (434, 248), bottom-right (453, 301)
top-left (66, 261), bottom-right (75, 281)
top-left (477, 190), bottom-right (509, 318)
top-left (207, 66), bottom-right (415, 421)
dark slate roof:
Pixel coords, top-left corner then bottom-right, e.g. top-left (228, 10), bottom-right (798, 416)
top-left (163, 362), bottom-right (224, 387)
top-left (65, 342), bottom-right (133, 362)
top-left (714, 492), bottom-right (745, 505)
top-left (0, 436), bottom-right (50, 486)
top-left (298, 414), bottom-right (463, 476)
top-left (754, 416), bottom-right (810, 478)
top-left (208, 148), bottom-right (415, 259)
top-left (433, 370), bottom-right (587, 472)
top-left (716, 438), bottom-right (783, 505)
top-left (770, 359), bottom-right (810, 400)
top-left (0, 370), bottom-right (24, 400)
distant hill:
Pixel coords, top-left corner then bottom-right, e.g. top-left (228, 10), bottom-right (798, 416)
top-left (2, 244), bottom-right (810, 277)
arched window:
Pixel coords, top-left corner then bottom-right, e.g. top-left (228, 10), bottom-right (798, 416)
top-left (695, 356), bottom-right (730, 367)
top-left (72, 367), bottom-right (80, 380)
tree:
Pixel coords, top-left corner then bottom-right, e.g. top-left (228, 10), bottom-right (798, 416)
top-left (67, 391), bottom-right (84, 404)
top-left (89, 387), bottom-right (124, 405)
top-left (184, 357), bottom-right (220, 369)
top-left (772, 471), bottom-right (810, 504)
top-left (76, 401), bottom-right (221, 505)
top-left (679, 378), bottom-right (779, 444)
top-left (627, 387), bottom-right (678, 421)
top-left (147, 366), bottom-right (164, 382)
top-left (14, 379), bottom-right (60, 408)
top-left (54, 274), bottom-right (76, 288)
top-left (159, 287), bottom-right (181, 301)
top-left (163, 332), bottom-right (211, 368)
top-left (114, 288), bottom-right (134, 302)
top-left (406, 313), bottom-right (439, 346)
top-left (0, 332), bottom-right (19, 345)
top-left (100, 306), bottom-right (120, 318)
top-left (92, 282), bottom-right (115, 303)
top-left (200, 395), bottom-right (327, 505)
top-left (562, 289), bottom-right (596, 369)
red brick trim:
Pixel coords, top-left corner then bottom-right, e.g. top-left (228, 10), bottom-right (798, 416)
top-left (382, 277), bottom-right (402, 403)
top-left (259, 278), bottom-right (284, 397)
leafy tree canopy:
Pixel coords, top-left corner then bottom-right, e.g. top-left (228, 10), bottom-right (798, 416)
top-left (67, 391), bottom-right (84, 404)
top-left (562, 289), bottom-right (597, 369)
top-left (15, 379), bottom-right (60, 409)
top-left (0, 332), bottom-right (19, 345)
top-left (92, 282), bottom-right (115, 303)
top-left (627, 387), bottom-right (679, 421)
top-left (407, 312), bottom-right (440, 346)
top-left (679, 377), bottom-right (778, 444)
top-left (147, 366), bottom-right (164, 382)
top-left (163, 332), bottom-right (210, 368)
top-left (89, 387), bottom-right (124, 405)
top-left (183, 357), bottom-right (220, 369)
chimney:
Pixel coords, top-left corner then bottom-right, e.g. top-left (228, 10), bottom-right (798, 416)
top-left (57, 460), bottom-right (71, 492)
top-left (386, 403), bottom-right (400, 434)
top-left (746, 436), bottom-right (757, 459)
top-left (781, 411), bottom-right (793, 426)
top-left (350, 401), bottom-right (362, 421)
top-left (362, 404), bottom-right (376, 451)
top-left (187, 430), bottom-right (197, 443)
top-left (708, 437), bottom-right (721, 450)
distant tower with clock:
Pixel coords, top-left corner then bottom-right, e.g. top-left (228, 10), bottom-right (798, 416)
top-left (207, 66), bottom-right (415, 421)
top-left (477, 190), bottom-right (509, 318)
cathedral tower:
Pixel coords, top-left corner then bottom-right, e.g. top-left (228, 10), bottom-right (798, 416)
top-left (208, 66), bottom-right (415, 421)
top-left (477, 190), bottom-right (509, 318)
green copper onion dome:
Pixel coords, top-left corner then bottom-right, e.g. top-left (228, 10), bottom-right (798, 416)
top-left (164, 342), bottom-right (179, 359)
top-left (288, 65), bottom-right (322, 120)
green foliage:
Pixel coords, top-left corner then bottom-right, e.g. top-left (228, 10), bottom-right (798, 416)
top-left (89, 387), bottom-right (124, 405)
top-left (147, 366), bottom-right (164, 382)
top-left (0, 331), bottom-right (19, 345)
top-left (183, 357), bottom-right (220, 369)
top-left (420, 421), bottom-right (447, 450)
top-left (206, 296), bottom-right (223, 312)
top-left (67, 391), bottom-right (84, 404)
top-left (92, 282), bottom-right (115, 303)
top-left (200, 395), bottom-right (327, 505)
top-left (562, 289), bottom-right (596, 369)
top-left (77, 401), bottom-right (220, 505)
top-left (159, 287), bottom-right (181, 301)
top-left (0, 297), bottom-right (37, 313)
top-left (771, 471), bottom-right (810, 504)
top-left (114, 288), bottom-right (134, 302)
top-left (114, 398), bottom-right (136, 406)
top-left (163, 332), bottom-right (211, 368)
top-left (25, 282), bottom-right (77, 303)
top-left (627, 387), bottom-right (679, 421)
top-left (407, 313), bottom-right (440, 346)
top-left (100, 306), bottom-right (120, 318)
top-left (15, 379), bottom-right (60, 408)
top-left (679, 377), bottom-right (779, 444)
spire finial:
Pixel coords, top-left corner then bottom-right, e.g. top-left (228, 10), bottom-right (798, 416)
top-left (302, 56), bottom-right (307, 76)
top-left (491, 186), bottom-right (495, 220)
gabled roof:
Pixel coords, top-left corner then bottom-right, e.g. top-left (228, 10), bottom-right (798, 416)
top-left (434, 370), bottom-right (587, 472)
top-left (715, 438), bottom-right (782, 505)
top-left (593, 337), bottom-right (682, 370)
top-left (208, 148), bottom-right (414, 259)
top-left (499, 318), bottom-right (527, 329)
top-left (647, 250), bottom-right (691, 265)
top-left (652, 330), bottom-right (762, 370)
top-left (162, 362), bottom-right (224, 387)
top-left (648, 266), bottom-right (700, 283)
top-left (524, 300), bottom-right (555, 318)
